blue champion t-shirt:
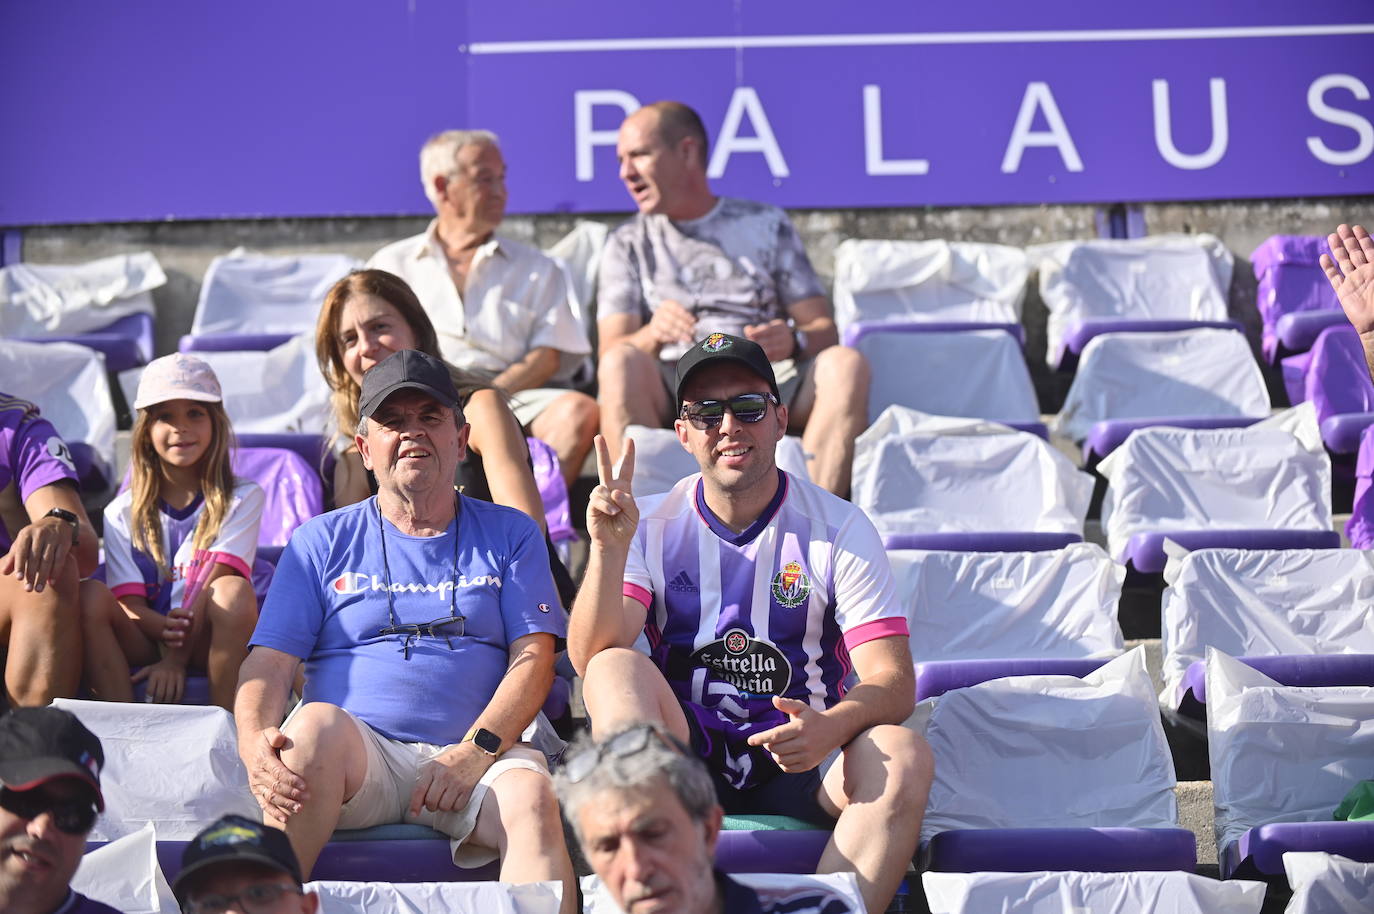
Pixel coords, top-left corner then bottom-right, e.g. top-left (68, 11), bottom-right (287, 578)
top-left (250, 495), bottom-right (566, 744)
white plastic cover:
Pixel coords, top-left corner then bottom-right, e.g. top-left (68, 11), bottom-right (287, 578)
top-left (581, 872), bottom-right (863, 914)
top-left (923, 869), bottom-right (1265, 913)
top-left (119, 333), bottom-right (333, 435)
top-left (546, 220), bottom-right (610, 331)
top-left (852, 407), bottom-right (1093, 538)
top-left (73, 823), bottom-right (179, 914)
top-left (311, 880), bottom-right (563, 914)
top-left (623, 426), bottom-right (810, 498)
top-left (856, 328), bottom-right (1040, 426)
top-left (1054, 327), bottom-right (1270, 441)
top-left (0, 251), bottom-right (163, 336)
top-left (891, 543), bottom-right (1124, 663)
top-left (191, 248), bottom-right (359, 335)
top-left (1206, 649), bottom-right (1374, 856)
top-left (52, 699), bottom-right (258, 841)
top-left (832, 238), bottom-right (1029, 332)
top-left (912, 647), bottom-right (1177, 843)
top-left (1027, 234), bottom-right (1233, 368)
top-left (1160, 548), bottom-right (1374, 709)
top-left (1097, 404), bottom-right (1332, 563)
top-left (1283, 852), bottom-right (1374, 914)
top-left (0, 339), bottom-right (116, 470)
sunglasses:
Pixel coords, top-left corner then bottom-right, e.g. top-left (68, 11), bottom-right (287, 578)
top-left (562, 724), bottom-right (690, 784)
top-left (0, 786), bottom-right (98, 835)
top-left (376, 614), bottom-right (467, 660)
top-left (184, 883), bottom-right (303, 914)
top-left (679, 392), bottom-right (779, 430)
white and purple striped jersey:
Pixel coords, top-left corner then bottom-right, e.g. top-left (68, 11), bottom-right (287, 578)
top-left (623, 469), bottom-right (908, 788)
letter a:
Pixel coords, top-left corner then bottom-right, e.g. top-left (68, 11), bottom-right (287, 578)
top-left (1002, 82), bottom-right (1084, 174)
top-left (708, 87), bottom-right (790, 178)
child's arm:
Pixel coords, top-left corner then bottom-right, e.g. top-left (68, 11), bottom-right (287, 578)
top-left (133, 561), bottom-right (242, 703)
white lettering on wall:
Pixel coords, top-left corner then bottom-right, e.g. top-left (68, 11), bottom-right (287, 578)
top-left (707, 87), bottom-right (790, 178)
top-left (1153, 78), bottom-right (1229, 169)
top-left (1001, 81), bottom-right (1084, 173)
top-left (862, 85), bottom-right (930, 176)
top-left (1307, 74), bottom-right (1374, 166)
top-left (574, 89), bottom-right (640, 181)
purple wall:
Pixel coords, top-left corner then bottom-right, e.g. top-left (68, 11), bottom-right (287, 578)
top-left (3, 1), bottom-right (1372, 225)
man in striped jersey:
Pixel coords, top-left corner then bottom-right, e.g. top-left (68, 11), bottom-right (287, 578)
top-left (570, 334), bottom-right (931, 914)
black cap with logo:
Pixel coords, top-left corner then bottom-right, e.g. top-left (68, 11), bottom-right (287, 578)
top-left (0, 707), bottom-right (105, 810)
top-left (173, 814), bottom-right (303, 904)
top-left (358, 349), bottom-right (461, 419)
top-left (674, 333), bottom-right (780, 406)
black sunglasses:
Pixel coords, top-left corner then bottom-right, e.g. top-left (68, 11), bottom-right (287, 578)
top-left (376, 614), bottom-right (467, 660)
top-left (680, 392), bottom-right (779, 430)
top-left (562, 724), bottom-right (691, 784)
top-left (0, 785), bottom-right (98, 835)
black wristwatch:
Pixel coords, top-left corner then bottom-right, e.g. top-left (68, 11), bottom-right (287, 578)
top-left (44, 508), bottom-right (79, 546)
top-left (464, 727), bottom-right (502, 757)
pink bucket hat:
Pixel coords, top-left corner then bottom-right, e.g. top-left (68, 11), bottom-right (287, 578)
top-left (133, 353), bottom-right (223, 410)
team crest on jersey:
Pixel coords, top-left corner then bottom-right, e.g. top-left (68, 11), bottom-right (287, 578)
top-left (771, 560), bottom-right (811, 608)
top-left (701, 332), bottom-right (731, 352)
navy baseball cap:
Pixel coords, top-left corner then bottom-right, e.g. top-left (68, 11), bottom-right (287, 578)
top-left (173, 814), bottom-right (303, 904)
top-left (0, 707), bottom-right (105, 810)
top-left (358, 349), bottom-right (461, 419)
top-left (674, 333), bottom-right (780, 405)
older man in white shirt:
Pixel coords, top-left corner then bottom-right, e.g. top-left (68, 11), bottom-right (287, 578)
top-left (368, 129), bottom-right (598, 487)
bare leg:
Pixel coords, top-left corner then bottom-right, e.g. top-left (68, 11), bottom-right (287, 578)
top-left (0, 558), bottom-right (83, 705)
top-left (200, 576), bottom-right (258, 711)
top-left (276, 702), bottom-right (369, 877)
top-left (816, 724), bottom-right (932, 914)
top-left (469, 767), bottom-right (578, 914)
top-left (790, 346), bottom-right (871, 498)
top-left (580, 647), bottom-right (690, 743)
top-left (596, 346), bottom-right (670, 468)
top-left (528, 392), bottom-right (600, 489)
top-left (79, 579), bottom-right (157, 702)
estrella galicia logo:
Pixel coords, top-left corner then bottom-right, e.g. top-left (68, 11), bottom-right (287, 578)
top-left (45, 436), bottom-right (75, 472)
top-left (690, 628), bottom-right (791, 696)
top-left (331, 572), bottom-right (370, 595)
top-left (702, 332), bottom-right (730, 352)
top-left (770, 560), bottom-right (812, 608)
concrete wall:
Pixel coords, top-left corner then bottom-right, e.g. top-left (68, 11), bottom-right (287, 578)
top-left (15, 195), bottom-right (1368, 409)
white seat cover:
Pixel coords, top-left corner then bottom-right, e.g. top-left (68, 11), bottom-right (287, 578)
top-left (0, 339), bottom-right (115, 470)
top-left (545, 220), bottom-right (609, 332)
top-left (832, 238), bottom-right (1028, 333)
top-left (1160, 548), bottom-right (1374, 709)
top-left (853, 407), bottom-right (1092, 538)
top-left (582, 872), bottom-right (862, 914)
top-left (892, 543), bottom-right (1123, 663)
top-left (0, 251), bottom-right (162, 336)
top-left (1283, 852), bottom-right (1374, 914)
top-left (191, 248), bottom-right (359, 335)
top-left (913, 648), bottom-right (1177, 843)
top-left (922, 870), bottom-right (1265, 914)
top-left (311, 881), bottom-right (563, 914)
top-left (1206, 649), bottom-right (1374, 857)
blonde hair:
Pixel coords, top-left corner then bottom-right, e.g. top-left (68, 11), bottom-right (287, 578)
top-left (128, 399), bottom-right (236, 577)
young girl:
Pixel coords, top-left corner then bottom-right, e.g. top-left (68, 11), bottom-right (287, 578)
top-left (81, 353), bottom-right (263, 710)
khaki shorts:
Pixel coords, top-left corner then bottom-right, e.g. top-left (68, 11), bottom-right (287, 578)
top-left (291, 707), bottom-right (548, 868)
top-left (508, 387), bottom-right (573, 429)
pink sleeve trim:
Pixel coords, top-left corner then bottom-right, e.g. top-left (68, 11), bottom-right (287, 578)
top-left (110, 583), bottom-right (150, 600)
top-left (623, 582), bottom-right (652, 609)
top-left (843, 617), bottom-right (909, 651)
top-left (210, 552), bottom-right (252, 579)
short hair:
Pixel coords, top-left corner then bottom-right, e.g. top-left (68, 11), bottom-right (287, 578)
top-left (554, 726), bottom-right (718, 845)
top-left (419, 129), bottom-right (501, 207)
top-left (642, 101), bottom-right (710, 167)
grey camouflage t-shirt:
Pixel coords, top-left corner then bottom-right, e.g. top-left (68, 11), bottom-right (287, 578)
top-left (597, 197), bottom-right (824, 361)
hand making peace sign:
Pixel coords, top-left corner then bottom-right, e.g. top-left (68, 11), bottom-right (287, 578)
top-left (587, 435), bottom-right (639, 550)
top-left (1321, 224), bottom-right (1374, 336)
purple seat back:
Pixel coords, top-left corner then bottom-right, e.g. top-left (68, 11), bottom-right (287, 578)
top-left (14, 311), bottom-right (155, 373)
top-left (230, 447), bottom-right (323, 547)
top-left (926, 826), bottom-right (1196, 874)
top-left (526, 436), bottom-right (575, 545)
top-left (1304, 324), bottom-right (1374, 425)
top-left (1251, 235), bottom-right (1340, 361)
top-left (1349, 425), bottom-right (1374, 548)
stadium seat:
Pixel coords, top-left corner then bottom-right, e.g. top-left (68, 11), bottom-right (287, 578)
top-left (545, 220), bottom-right (607, 341)
top-left (922, 870), bottom-right (1265, 913)
top-left (1251, 234), bottom-right (1345, 362)
top-left (623, 425), bottom-right (810, 499)
top-left (1160, 548), bottom-right (1374, 711)
top-left (231, 446), bottom-right (324, 547)
top-left (1027, 234), bottom-right (1234, 371)
top-left (178, 249), bottom-right (359, 352)
top-left (527, 436), bottom-right (575, 549)
top-left (1349, 425), bottom-right (1374, 548)
top-left (1280, 324), bottom-right (1374, 454)
top-left (917, 648), bottom-right (1195, 873)
top-left (1055, 328), bottom-right (1270, 443)
top-left (1282, 852), bottom-right (1374, 913)
top-left (1097, 408), bottom-right (1336, 572)
top-left (1081, 415), bottom-right (1262, 468)
top-left (1206, 649), bottom-right (1374, 878)
top-left (852, 408), bottom-right (1092, 545)
top-left (831, 238), bottom-right (1029, 337)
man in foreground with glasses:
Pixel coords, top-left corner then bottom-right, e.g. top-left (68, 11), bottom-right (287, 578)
top-left (555, 724), bottom-right (859, 914)
top-left (235, 349), bottom-right (575, 911)
top-left (0, 706), bottom-right (121, 914)
top-left (171, 814), bottom-right (316, 914)
top-left (570, 334), bottom-right (931, 914)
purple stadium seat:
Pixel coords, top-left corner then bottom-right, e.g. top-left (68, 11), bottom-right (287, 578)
top-left (1055, 319), bottom-right (1242, 372)
top-left (1223, 822), bottom-right (1374, 877)
top-left (1251, 235), bottom-right (1343, 362)
top-left (178, 331), bottom-right (297, 353)
top-left (1082, 416), bottom-right (1262, 466)
top-left (1280, 324), bottom-right (1374, 453)
top-left (914, 658), bottom-right (1110, 702)
top-left (1349, 426), bottom-right (1374, 548)
top-left (882, 532), bottom-right (1081, 552)
top-left (926, 826), bottom-right (1197, 874)
top-left (15, 311), bottom-right (155, 374)
top-left (236, 432), bottom-right (332, 478)
top-left (230, 447), bottom-right (323, 547)
top-left (67, 441), bottom-right (112, 497)
top-left (1180, 653), bottom-right (1374, 706)
top-left (527, 436), bottom-right (575, 546)
top-left (1274, 310), bottom-right (1348, 358)
top-left (1122, 530), bottom-right (1341, 575)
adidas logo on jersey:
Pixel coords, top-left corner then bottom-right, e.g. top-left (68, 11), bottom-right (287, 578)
top-left (668, 571), bottom-right (699, 593)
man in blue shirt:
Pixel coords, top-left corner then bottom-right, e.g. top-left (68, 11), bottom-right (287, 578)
top-left (235, 349), bottom-right (573, 911)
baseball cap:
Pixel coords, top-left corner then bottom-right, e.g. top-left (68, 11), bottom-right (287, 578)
top-left (357, 349), bottom-right (461, 419)
top-left (134, 353), bottom-right (223, 410)
top-left (0, 707), bottom-right (105, 810)
top-left (674, 332), bottom-right (780, 406)
top-left (172, 814), bottom-right (303, 904)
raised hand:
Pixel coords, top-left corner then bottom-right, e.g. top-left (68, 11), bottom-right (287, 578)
top-left (1320, 224), bottom-right (1374, 335)
top-left (587, 435), bottom-right (639, 551)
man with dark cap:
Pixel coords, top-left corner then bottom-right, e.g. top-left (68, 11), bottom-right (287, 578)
top-left (235, 349), bottom-right (574, 910)
top-left (0, 706), bottom-right (121, 914)
top-left (171, 814), bottom-right (316, 914)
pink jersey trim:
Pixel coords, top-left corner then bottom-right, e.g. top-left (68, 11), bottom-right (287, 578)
top-left (109, 582), bottom-right (150, 600)
top-left (842, 617), bottom-right (909, 651)
top-left (209, 551), bottom-right (252, 579)
top-left (623, 582), bottom-right (652, 610)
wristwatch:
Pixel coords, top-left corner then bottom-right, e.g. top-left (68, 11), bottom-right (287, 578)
top-left (44, 508), bottom-right (79, 546)
top-left (463, 726), bottom-right (502, 757)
